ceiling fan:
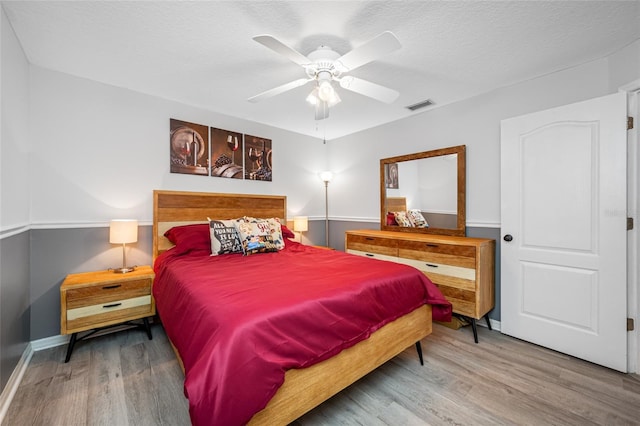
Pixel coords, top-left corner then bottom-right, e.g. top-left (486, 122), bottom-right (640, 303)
top-left (248, 31), bottom-right (402, 120)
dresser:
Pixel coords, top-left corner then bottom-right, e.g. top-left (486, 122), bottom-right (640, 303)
top-left (60, 265), bottom-right (155, 361)
top-left (345, 230), bottom-right (495, 342)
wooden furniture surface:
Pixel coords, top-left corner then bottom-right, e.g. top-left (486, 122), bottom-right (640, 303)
top-left (380, 145), bottom-right (466, 236)
top-left (60, 265), bottom-right (155, 335)
top-left (385, 196), bottom-right (407, 212)
top-left (346, 229), bottom-right (495, 324)
top-left (152, 190), bottom-right (433, 425)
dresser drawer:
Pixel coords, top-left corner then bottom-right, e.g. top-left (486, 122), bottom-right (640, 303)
top-left (66, 278), bottom-right (151, 309)
top-left (394, 258), bottom-right (475, 282)
top-left (347, 249), bottom-right (398, 263)
top-left (346, 234), bottom-right (398, 257)
top-left (398, 240), bottom-right (475, 269)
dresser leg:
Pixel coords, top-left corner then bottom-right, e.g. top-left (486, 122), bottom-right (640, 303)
top-left (415, 341), bottom-right (424, 365)
top-left (485, 315), bottom-right (492, 330)
top-left (143, 318), bottom-right (152, 340)
top-left (65, 333), bottom-right (78, 363)
top-left (470, 318), bottom-right (478, 343)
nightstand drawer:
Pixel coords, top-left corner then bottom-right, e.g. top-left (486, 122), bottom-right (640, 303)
top-left (66, 278), bottom-right (151, 309)
top-left (67, 295), bottom-right (152, 320)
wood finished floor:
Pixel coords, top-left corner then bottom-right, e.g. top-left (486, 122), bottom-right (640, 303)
top-left (4, 323), bottom-right (640, 425)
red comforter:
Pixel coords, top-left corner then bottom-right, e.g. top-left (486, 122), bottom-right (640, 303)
top-left (153, 240), bottom-right (451, 425)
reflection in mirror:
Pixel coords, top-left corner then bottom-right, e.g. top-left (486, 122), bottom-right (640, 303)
top-left (380, 145), bottom-right (466, 236)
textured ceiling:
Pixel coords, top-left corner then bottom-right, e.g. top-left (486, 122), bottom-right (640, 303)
top-left (3, 1), bottom-right (639, 139)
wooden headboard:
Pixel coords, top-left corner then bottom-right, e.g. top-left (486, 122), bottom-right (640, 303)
top-left (153, 190), bottom-right (287, 260)
top-left (385, 197), bottom-right (407, 212)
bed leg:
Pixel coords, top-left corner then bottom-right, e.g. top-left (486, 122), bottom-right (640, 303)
top-left (415, 341), bottom-right (424, 365)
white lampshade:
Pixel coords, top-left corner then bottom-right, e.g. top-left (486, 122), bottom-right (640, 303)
top-left (109, 219), bottom-right (138, 244)
top-left (319, 171), bottom-right (333, 183)
top-left (293, 216), bottom-right (309, 232)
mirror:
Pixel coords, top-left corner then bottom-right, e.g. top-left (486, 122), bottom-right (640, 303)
top-left (380, 145), bottom-right (466, 236)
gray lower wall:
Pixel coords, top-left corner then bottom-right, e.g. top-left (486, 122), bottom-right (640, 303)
top-left (30, 226), bottom-right (153, 340)
top-left (26, 221), bottom-right (500, 343)
top-left (0, 231), bottom-right (30, 391)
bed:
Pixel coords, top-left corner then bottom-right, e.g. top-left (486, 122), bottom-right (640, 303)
top-left (152, 189), bottom-right (451, 425)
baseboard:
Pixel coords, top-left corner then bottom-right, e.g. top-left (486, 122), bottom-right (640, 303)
top-left (0, 343), bottom-right (34, 423)
top-left (488, 318), bottom-right (502, 332)
top-left (30, 334), bottom-right (70, 351)
top-left (479, 318), bottom-right (502, 332)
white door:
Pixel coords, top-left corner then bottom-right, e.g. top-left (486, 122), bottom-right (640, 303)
top-left (501, 92), bottom-right (628, 372)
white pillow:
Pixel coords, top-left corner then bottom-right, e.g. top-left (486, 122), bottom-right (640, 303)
top-left (208, 219), bottom-right (243, 256)
top-left (407, 209), bottom-right (429, 228)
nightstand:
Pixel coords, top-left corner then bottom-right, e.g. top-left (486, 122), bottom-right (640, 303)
top-left (60, 265), bottom-right (155, 362)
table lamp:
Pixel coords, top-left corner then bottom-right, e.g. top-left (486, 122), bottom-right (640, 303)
top-left (293, 216), bottom-right (308, 243)
top-left (109, 219), bottom-right (138, 273)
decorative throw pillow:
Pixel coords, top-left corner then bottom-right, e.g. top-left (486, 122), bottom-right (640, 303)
top-left (394, 211), bottom-right (413, 227)
top-left (386, 212), bottom-right (397, 226)
top-left (164, 223), bottom-right (211, 254)
top-left (234, 218), bottom-right (279, 255)
top-left (281, 224), bottom-right (295, 239)
top-left (208, 219), bottom-right (243, 256)
top-left (407, 209), bottom-right (429, 228)
top-left (241, 216), bottom-right (286, 250)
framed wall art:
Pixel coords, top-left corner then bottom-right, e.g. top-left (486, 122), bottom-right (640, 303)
top-left (169, 119), bottom-right (209, 176)
top-left (244, 135), bottom-right (272, 181)
top-left (210, 127), bottom-right (244, 179)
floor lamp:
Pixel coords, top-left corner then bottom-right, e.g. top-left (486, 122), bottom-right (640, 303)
top-left (320, 171), bottom-right (333, 247)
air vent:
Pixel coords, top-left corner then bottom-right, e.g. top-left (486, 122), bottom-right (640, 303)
top-left (405, 99), bottom-right (434, 111)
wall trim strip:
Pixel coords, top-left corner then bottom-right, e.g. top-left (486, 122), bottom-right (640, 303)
top-left (0, 343), bottom-right (33, 424)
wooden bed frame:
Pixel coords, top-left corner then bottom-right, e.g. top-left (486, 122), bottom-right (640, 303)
top-left (152, 189), bottom-right (433, 424)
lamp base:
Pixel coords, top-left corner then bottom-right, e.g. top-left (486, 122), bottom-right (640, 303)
top-left (112, 266), bottom-right (135, 274)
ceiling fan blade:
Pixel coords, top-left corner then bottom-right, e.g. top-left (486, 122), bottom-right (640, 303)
top-left (248, 78), bottom-right (311, 103)
top-left (335, 31), bottom-right (401, 72)
top-left (253, 35), bottom-right (310, 67)
top-left (339, 76), bottom-right (399, 103)
top-left (315, 101), bottom-right (330, 120)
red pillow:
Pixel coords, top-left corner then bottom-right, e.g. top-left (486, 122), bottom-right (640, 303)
top-left (164, 223), bottom-right (210, 253)
top-left (281, 224), bottom-right (295, 239)
top-left (386, 212), bottom-right (398, 226)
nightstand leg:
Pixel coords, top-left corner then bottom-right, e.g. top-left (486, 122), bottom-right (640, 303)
top-left (65, 333), bottom-right (78, 363)
top-left (415, 341), bottom-right (424, 365)
top-left (143, 317), bottom-right (152, 340)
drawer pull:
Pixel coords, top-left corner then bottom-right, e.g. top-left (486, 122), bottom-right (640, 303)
top-left (103, 303), bottom-right (122, 309)
top-left (426, 244), bottom-right (438, 248)
top-left (425, 263), bottom-right (438, 268)
top-left (365, 253), bottom-right (374, 257)
top-left (102, 284), bottom-right (121, 290)
top-left (365, 237), bottom-right (374, 241)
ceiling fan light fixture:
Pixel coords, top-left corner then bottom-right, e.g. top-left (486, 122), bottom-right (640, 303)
top-left (306, 87), bottom-right (320, 105)
top-left (318, 80), bottom-right (334, 101)
top-left (327, 90), bottom-right (341, 107)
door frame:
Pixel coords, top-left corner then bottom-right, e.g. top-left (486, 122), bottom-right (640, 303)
top-left (620, 79), bottom-right (640, 373)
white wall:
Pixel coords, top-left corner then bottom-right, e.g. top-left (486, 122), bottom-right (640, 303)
top-left (327, 58), bottom-right (611, 226)
top-left (1, 7), bottom-right (30, 231)
top-left (28, 67), bottom-right (329, 226)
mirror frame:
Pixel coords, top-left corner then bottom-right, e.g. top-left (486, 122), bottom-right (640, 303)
top-left (380, 145), bottom-right (466, 236)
